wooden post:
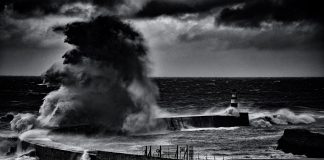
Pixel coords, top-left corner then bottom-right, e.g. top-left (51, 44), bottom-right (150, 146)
top-left (159, 146), bottom-right (162, 158)
top-left (183, 146), bottom-right (187, 160)
top-left (176, 145), bottom-right (179, 159)
top-left (186, 145), bottom-right (189, 160)
top-left (168, 147), bottom-right (170, 158)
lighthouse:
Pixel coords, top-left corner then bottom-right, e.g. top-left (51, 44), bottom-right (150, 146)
top-left (230, 89), bottom-right (238, 108)
top-left (157, 89), bottom-right (250, 130)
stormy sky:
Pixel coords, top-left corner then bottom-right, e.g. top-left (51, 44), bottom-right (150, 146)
top-left (0, 0), bottom-right (323, 77)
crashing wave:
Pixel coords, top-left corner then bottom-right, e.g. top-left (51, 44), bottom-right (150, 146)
top-left (10, 113), bottom-right (37, 133)
top-left (250, 108), bottom-right (315, 127)
top-left (203, 106), bottom-right (240, 117)
top-left (10, 16), bottom-right (162, 134)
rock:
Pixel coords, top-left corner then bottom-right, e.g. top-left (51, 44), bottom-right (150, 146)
top-left (277, 129), bottom-right (324, 158)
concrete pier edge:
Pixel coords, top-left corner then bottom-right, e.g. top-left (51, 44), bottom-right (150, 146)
top-left (3, 137), bottom-right (174, 160)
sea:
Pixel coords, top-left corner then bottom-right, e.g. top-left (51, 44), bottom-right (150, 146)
top-left (1, 76), bottom-right (324, 159)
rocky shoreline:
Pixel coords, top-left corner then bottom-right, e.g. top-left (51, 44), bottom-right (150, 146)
top-left (277, 129), bottom-right (324, 158)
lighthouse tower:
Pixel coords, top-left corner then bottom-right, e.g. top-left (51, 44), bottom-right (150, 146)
top-left (230, 89), bottom-right (238, 108)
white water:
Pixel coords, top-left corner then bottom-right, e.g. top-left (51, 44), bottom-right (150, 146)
top-left (1, 106), bottom-right (321, 160)
top-left (181, 127), bottom-right (240, 132)
top-left (80, 150), bottom-right (91, 160)
top-left (249, 108), bottom-right (316, 127)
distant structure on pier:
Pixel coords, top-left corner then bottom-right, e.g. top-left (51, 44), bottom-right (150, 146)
top-left (230, 89), bottom-right (238, 108)
top-left (158, 90), bottom-right (249, 130)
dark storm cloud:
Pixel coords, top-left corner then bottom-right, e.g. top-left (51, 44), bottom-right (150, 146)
top-left (0, 0), bottom-right (89, 58)
top-left (0, 15), bottom-right (27, 49)
top-left (0, 14), bottom-right (72, 75)
top-left (217, 0), bottom-right (324, 27)
top-left (1, 0), bottom-right (245, 18)
top-left (215, 0), bottom-right (324, 46)
top-left (1, 0), bottom-right (323, 77)
top-left (0, 0), bottom-right (145, 53)
top-left (0, 0), bottom-right (149, 75)
top-left (0, 0), bottom-right (242, 51)
top-left (177, 24), bottom-right (321, 50)
top-left (0, 15), bottom-right (55, 50)
top-left (135, 0), bottom-right (244, 18)
top-left (0, 0), bottom-right (121, 17)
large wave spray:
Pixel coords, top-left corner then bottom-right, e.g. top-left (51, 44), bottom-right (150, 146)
top-left (11, 16), bottom-right (160, 133)
top-left (250, 108), bottom-right (316, 127)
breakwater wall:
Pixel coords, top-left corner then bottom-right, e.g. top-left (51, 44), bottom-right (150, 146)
top-left (17, 140), bottom-right (94, 160)
top-left (17, 140), bottom-right (174, 160)
top-left (159, 113), bottom-right (249, 130)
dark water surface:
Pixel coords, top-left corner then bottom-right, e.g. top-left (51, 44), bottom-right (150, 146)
top-left (1, 76), bottom-right (324, 159)
top-left (1, 76), bottom-right (324, 113)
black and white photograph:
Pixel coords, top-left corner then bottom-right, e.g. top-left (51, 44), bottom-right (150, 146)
top-left (0, 0), bottom-right (324, 159)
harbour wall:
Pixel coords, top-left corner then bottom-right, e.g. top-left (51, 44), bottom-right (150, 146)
top-left (18, 140), bottom-right (174, 160)
top-left (159, 113), bottom-right (249, 130)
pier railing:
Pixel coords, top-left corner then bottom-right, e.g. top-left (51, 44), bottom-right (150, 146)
top-left (143, 145), bottom-right (194, 160)
top-left (143, 145), bottom-right (235, 160)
